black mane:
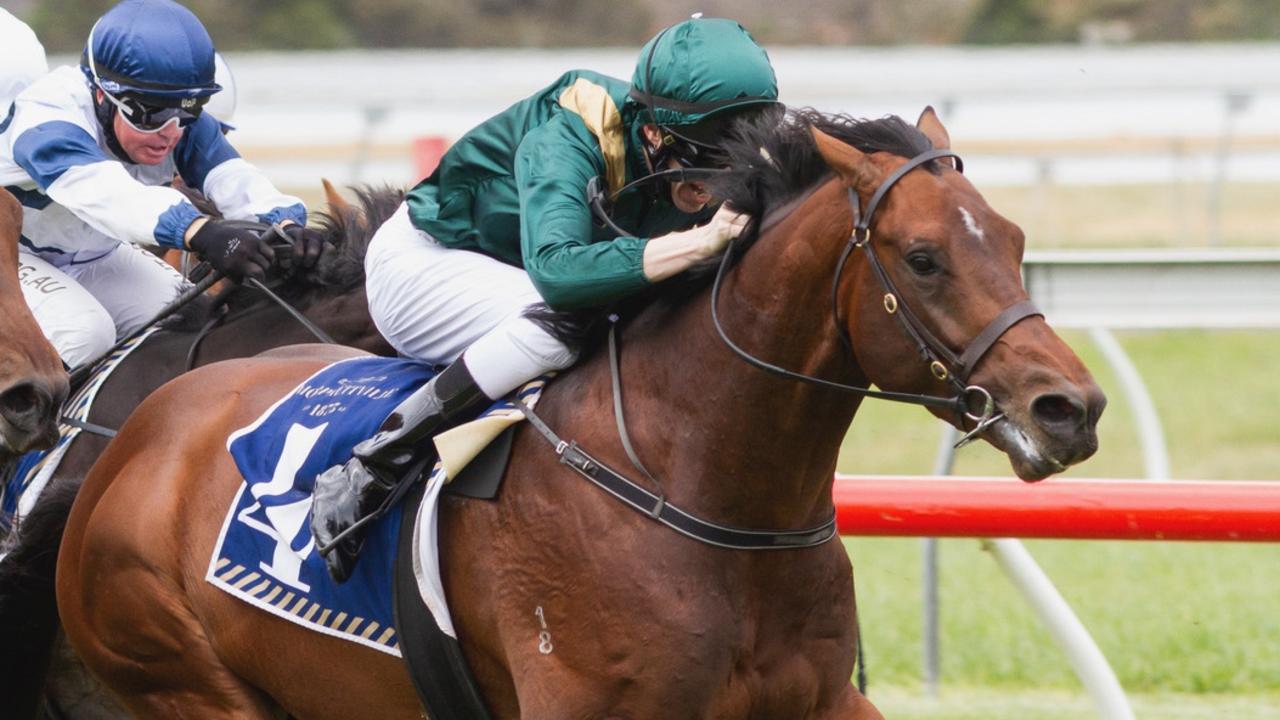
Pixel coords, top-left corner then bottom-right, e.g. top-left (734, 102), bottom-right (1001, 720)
top-left (302, 183), bottom-right (406, 296)
top-left (709, 106), bottom-right (936, 226)
top-left (527, 108), bottom-right (937, 353)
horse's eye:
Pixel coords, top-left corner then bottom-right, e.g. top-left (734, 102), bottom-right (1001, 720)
top-left (906, 252), bottom-right (938, 275)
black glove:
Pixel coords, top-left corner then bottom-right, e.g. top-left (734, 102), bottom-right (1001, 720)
top-left (276, 223), bottom-right (329, 273)
top-left (186, 219), bottom-right (275, 283)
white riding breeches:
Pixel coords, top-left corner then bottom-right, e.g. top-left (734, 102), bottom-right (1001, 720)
top-left (364, 203), bottom-right (578, 399)
top-left (18, 243), bottom-right (188, 368)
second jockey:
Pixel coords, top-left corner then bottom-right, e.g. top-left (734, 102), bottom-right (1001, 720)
top-left (312, 16), bottom-right (781, 581)
top-left (0, 0), bottom-right (323, 369)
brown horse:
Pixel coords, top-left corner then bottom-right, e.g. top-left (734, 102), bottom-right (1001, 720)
top-left (0, 188), bottom-right (68, 461)
top-left (0, 185), bottom-right (402, 720)
top-left (58, 109), bottom-right (1104, 719)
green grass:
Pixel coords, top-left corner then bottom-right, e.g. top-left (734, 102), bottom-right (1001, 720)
top-left (835, 329), bottom-right (1280, 712)
top-left (868, 686), bottom-right (1280, 720)
top-left (847, 537), bottom-right (1280, 692)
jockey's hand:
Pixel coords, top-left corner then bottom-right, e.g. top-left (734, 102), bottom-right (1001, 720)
top-left (695, 204), bottom-right (750, 257)
top-left (641, 204), bottom-right (749, 283)
top-left (187, 219), bottom-right (276, 283)
top-left (277, 223), bottom-right (328, 273)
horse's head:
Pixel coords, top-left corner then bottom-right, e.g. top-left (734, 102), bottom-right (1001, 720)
top-left (0, 189), bottom-right (69, 459)
top-left (811, 108), bottom-right (1105, 481)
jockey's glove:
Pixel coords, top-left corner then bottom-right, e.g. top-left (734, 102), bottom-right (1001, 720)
top-left (187, 219), bottom-right (276, 283)
top-left (277, 223), bottom-right (329, 273)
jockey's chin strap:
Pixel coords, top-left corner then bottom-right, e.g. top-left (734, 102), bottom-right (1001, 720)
top-left (514, 319), bottom-right (837, 551)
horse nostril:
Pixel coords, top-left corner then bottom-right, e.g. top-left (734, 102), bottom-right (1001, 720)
top-left (1030, 392), bottom-right (1085, 434)
top-left (2, 384), bottom-right (38, 414)
top-left (0, 382), bottom-right (48, 426)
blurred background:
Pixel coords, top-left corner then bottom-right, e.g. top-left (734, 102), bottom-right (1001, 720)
top-left (9, 0), bottom-right (1279, 251)
top-left (5, 2), bottom-right (1278, 719)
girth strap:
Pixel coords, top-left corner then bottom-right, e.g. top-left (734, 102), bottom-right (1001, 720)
top-left (515, 397), bottom-right (837, 551)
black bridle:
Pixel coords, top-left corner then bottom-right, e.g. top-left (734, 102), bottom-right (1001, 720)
top-left (711, 148), bottom-right (1042, 442)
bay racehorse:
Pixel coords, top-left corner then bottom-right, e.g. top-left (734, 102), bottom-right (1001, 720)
top-left (58, 108), bottom-right (1104, 718)
top-left (0, 187), bottom-right (68, 462)
top-left (0, 185), bottom-right (402, 719)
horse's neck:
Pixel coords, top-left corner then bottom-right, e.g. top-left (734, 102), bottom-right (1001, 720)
top-left (219, 286), bottom-right (391, 358)
top-left (291, 287), bottom-right (393, 356)
top-left (602, 195), bottom-right (864, 529)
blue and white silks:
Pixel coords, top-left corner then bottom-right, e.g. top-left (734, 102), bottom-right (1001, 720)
top-left (0, 66), bottom-right (303, 265)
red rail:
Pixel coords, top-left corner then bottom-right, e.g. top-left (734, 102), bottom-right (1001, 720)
top-left (833, 475), bottom-right (1280, 541)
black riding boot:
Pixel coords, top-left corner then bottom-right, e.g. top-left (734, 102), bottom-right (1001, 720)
top-left (311, 359), bottom-right (489, 582)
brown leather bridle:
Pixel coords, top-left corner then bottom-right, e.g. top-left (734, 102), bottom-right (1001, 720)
top-left (712, 148), bottom-right (1043, 439)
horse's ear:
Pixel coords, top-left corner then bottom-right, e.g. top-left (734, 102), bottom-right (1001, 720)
top-left (810, 126), bottom-right (879, 190)
top-left (321, 178), bottom-right (356, 218)
top-left (916, 106), bottom-right (952, 152)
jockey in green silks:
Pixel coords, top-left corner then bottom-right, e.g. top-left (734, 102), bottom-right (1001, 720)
top-left (312, 17), bottom-right (780, 582)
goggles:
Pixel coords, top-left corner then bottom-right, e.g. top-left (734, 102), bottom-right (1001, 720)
top-left (663, 132), bottom-right (721, 170)
top-left (98, 89), bottom-right (205, 133)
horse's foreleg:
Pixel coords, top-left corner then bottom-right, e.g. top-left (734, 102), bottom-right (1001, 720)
top-left (61, 556), bottom-right (280, 719)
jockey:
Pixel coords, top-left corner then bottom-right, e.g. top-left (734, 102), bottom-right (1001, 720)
top-left (312, 16), bottom-right (780, 580)
top-left (0, 0), bottom-right (323, 369)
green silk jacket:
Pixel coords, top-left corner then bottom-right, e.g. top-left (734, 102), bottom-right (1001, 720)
top-left (404, 18), bottom-right (776, 310)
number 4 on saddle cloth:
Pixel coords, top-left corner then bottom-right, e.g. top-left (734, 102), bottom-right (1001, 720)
top-left (210, 356), bottom-right (547, 657)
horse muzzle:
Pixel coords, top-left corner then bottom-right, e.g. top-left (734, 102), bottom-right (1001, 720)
top-left (0, 378), bottom-right (67, 456)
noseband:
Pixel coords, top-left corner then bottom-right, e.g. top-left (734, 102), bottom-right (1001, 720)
top-left (712, 147), bottom-right (1043, 441)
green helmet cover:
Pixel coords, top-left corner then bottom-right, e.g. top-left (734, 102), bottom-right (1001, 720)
top-left (629, 17), bottom-right (778, 134)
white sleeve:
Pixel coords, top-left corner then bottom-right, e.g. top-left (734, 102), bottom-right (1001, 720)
top-left (13, 118), bottom-right (199, 248)
top-left (202, 157), bottom-right (306, 226)
top-left (46, 161), bottom-right (199, 248)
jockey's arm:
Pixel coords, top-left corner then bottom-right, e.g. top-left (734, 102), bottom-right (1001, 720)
top-left (13, 119), bottom-right (202, 249)
top-left (515, 127), bottom-right (651, 311)
top-left (175, 114), bottom-right (306, 227)
top-left (638, 204), bottom-right (747, 283)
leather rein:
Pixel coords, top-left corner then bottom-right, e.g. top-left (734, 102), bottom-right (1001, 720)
top-left (520, 146), bottom-right (1043, 551)
top-left (64, 223), bottom-right (335, 439)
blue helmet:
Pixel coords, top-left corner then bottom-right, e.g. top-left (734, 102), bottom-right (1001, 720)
top-left (80, 0), bottom-right (221, 102)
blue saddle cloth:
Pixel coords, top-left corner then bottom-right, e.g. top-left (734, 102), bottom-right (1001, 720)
top-left (210, 356), bottom-right (437, 657)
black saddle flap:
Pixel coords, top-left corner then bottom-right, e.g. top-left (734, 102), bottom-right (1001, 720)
top-left (442, 425), bottom-right (515, 500)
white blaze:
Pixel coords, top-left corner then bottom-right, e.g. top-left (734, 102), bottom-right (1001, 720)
top-left (959, 206), bottom-right (985, 243)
